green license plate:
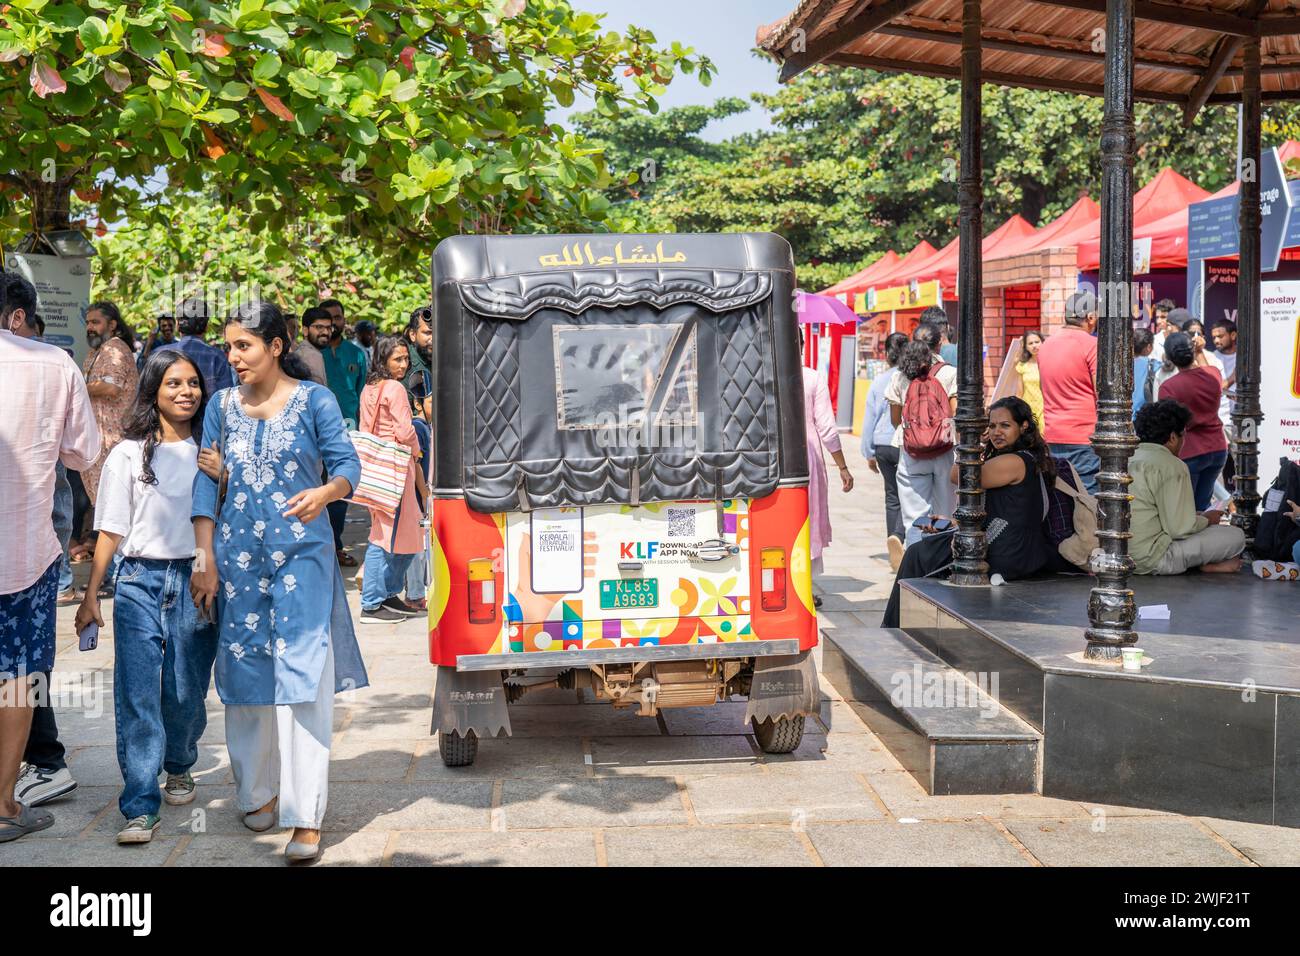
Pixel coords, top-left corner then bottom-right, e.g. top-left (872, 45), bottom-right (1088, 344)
top-left (599, 578), bottom-right (659, 610)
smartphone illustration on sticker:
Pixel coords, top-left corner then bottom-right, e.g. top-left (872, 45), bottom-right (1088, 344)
top-left (78, 621), bottom-right (99, 652)
top-left (530, 508), bottom-right (584, 594)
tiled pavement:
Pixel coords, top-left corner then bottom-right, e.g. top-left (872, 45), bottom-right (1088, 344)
top-left (7, 441), bottom-right (1299, 866)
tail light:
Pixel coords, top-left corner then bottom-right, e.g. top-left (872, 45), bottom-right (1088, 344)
top-left (760, 547), bottom-right (787, 612)
top-left (467, 558), bottom-right (496, 624)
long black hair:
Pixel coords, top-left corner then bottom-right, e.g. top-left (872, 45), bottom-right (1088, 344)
top-left (123, 348), bottom-right (207, 486)
top-left (224, 301), bottom-right (312, 381)
top-left (367, 335), bottom-right (409, 385)
top-left (87, 300), bottom-right (136, 350)
top-left (984, 396), bottom-right (1056, 481)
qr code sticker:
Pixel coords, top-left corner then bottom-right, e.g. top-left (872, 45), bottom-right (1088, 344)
top-left (537, 532), bottom-right (574, 553)
top-left (666, 507), bottom-right (695, 538)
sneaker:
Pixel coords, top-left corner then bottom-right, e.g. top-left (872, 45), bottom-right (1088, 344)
top-left (380, 596), bottom-right (423, 618)
top-left (360, 605), bottom-right (406, 624)
top-left (117, 814), bottom-right (161, 845)
top-left (163, 771), bottom-right (196, 806)
top-left (887, 535), bottom-right (905, 572)
top-left (14, 764), bottom-right (77, 807)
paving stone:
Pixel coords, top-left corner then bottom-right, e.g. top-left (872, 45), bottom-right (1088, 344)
top-left (815, 699), bottom-right (872, 734)
top-left (322, 782), bottom-right (493, 832)
top-left (64, 743), bottom-right (232, 787)
top-left (605, 826), bottom-right (814, 867)
top-left (20, 786), bottom-right (116, 840)
top-left (808, 820), bottom-right (1030, 867)
top-left (328, 738), bottom-right (419, 782)
top-left (503, 703), bottom-right (663, 737)
top-left (0, 834), bottom-right (179, 865)
top-left (175, 830), bottom-right (389, 866)
top-left (413, 734), bottom-right (588, 781)
top-left (590, 735), bottom-right (761, 776)
top-left (1198, 818), bottom-right (1300, 866)
top-left (659, 701), bottom-right (753, 736)
top-left (391, 830), bottom-right (598, 867)
top-left (340, 700), bottom-right (437, 737)
top-left (864, 769), bottom-right (1092, 821)
top-left (500, 778), bottom-right (688, 829)
top-left (1005, 818), bottom-right (1248, 867)
top-left (763, 732), bottom-right (904, 775)
top-left (684, 772), bottom-right (885, 825)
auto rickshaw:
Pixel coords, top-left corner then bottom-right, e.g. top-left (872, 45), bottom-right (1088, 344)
top-left (427, 233), bottom-right (818, 766)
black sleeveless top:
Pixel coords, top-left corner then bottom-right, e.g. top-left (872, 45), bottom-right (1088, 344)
top-left (983, 450), bottom-right (1053, 579)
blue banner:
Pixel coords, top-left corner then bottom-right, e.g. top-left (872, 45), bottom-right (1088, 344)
top-left (1187, 195), bottom-right (1238, 261)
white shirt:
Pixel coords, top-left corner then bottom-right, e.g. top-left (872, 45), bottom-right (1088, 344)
top-left (885, 358), bottom-right (959, 449)
top-left (93, 437), bottom-right (200, 559)
top-left (0, 330), bottom-right (101, 594)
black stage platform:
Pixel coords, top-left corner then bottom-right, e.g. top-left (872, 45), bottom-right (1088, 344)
top-left (897, 573), bottom-right (1300, 827)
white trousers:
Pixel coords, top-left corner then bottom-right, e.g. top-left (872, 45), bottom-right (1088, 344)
top-left (1154, 525), bottom-right (1246, 575)
top-left (898, 447), bottom-right (957, 546)
top-left (226, 640), bottom-right (334, 830)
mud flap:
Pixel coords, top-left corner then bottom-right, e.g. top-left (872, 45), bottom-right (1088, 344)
top-left (744, 650), bottom-right (819, 724)
top-left (431, 666), bottom-right (512, 738)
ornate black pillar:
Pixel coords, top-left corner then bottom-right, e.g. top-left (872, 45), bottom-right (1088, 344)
top-left (1232, 37), bottom-right (1263, 557)
top-left (950, 0), bottom-right (988, 586)
top-left (1086, 0), bottom-right (1139, 659)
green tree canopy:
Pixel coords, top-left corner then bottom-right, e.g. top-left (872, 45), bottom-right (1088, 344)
top-left (0, 0), bottom-right (712, 264)
top-left (92, 190), bottom-right (427, 334)
top-left (590, 66), bottom-right (1300, 290)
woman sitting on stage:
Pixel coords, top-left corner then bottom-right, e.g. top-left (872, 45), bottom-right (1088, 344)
top-left (881, 397), bottom-right (1055, 628)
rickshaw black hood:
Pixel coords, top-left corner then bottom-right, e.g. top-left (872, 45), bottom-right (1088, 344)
top-left (430, 233), bottom-right (810, 513)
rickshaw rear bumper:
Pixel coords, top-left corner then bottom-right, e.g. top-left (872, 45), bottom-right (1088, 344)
top-left (452, 639), bottom-right (801, 672)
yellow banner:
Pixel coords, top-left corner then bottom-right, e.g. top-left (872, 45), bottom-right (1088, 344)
top-left (855, 279), bottom-right (942, 315)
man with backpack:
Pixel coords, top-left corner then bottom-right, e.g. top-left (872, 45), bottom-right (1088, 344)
top-left (888, 333), bottom-right (958, 547)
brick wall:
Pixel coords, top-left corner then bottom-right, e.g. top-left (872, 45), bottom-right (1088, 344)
top-left (1003, 283), bottom-right (1042, 356)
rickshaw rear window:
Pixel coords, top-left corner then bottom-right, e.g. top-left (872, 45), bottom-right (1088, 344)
top-left (553, 324), bottom-right (698, 431)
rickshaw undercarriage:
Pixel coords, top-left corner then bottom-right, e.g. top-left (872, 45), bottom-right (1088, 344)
top-left (431, 650), bottom-right (820, 768)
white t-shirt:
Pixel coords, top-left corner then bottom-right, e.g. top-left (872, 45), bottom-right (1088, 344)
top-left (93, 437), bottom-right (200, 559)
top-left (885, 359), bottom-right (959, 449)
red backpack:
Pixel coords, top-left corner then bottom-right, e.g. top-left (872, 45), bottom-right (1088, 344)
top-left (902, 366), bottom-right (954, 459)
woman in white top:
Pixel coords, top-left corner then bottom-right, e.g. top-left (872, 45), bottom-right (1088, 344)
top-left (75, 349), bottom-right (221, 845)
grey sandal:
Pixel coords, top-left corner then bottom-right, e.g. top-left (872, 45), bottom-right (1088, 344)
top-left (0, 803), bottom-right (55, 843)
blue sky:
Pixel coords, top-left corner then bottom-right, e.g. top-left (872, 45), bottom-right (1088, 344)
top-left (552, 0), bottom-right (794, 141)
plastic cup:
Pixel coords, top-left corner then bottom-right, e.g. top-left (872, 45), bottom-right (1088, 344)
top-left (1122, 647), bottom-right (1144, 672)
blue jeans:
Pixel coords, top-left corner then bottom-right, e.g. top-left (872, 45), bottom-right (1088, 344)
top-left (52, 463), bottom-right (74, 593)
top-left (112, 558), bottom-right (218, 819)
top-left (362, 544), bottom-right (415, 610)
top-left (1183, 449), bottom-right (1228, 512)
top-left (1049, 443), bottom-right (1101, 495)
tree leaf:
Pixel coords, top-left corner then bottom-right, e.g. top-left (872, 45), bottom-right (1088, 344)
top-left (104, 61), bottom-right (131, 93)
top-left (255, 87), bottom-right (295, 121)
top-left (30, 60), bottom-right (68, 99)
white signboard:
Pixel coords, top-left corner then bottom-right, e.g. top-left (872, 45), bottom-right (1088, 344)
top-left (10, 252), bottom-right (92, 368)
top-left (1133, 236), bottom-right (1153, 276)
top-left (1258, 280), bottom-right (1300, 489)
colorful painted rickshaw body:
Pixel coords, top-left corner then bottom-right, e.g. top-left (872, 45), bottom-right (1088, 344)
top-left (428, 233), bottom-right (816, 765)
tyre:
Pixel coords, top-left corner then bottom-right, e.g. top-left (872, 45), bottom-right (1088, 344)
top-left (439, 730), bottom-right (478, 767)
top-left (751, 714), bottom-right (805, 754)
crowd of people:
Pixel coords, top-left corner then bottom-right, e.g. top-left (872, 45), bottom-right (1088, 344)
top-left (0, 269), bottom-right (439, 859)
top-left (852, 297), bottom-right (1259, 627)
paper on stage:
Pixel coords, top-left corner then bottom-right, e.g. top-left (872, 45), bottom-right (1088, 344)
top-left (1138, 604), bottom-right (1171, 620)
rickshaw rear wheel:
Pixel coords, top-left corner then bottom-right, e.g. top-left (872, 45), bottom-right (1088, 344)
top-left (439, 730), bottom-right (478, 767)
top-left (751, 714), bottom-right (805, 754)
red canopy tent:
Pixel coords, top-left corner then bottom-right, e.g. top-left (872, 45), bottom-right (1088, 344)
top-left (1077, 143), bottom-right (1300, 270)
top-left (906, 214), bottom-right (1040, 289)
top-left (856, 240), bottom-right (939, 290)
top-left (822, 249), bottom-right (900, 303)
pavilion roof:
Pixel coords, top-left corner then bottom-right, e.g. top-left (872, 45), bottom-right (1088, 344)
top-left (757, 1), bottom-right (1300, 120)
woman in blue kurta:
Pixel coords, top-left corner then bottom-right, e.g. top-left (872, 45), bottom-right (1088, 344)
top-left (191, 301), bottom-right (366, 863)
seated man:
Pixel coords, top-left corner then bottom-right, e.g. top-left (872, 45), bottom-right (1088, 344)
top-left (1130, 399), bottom-right (1245, 575)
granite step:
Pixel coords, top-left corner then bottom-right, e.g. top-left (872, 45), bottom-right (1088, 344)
top-left (821, 625), bottom-right (1041, 795)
